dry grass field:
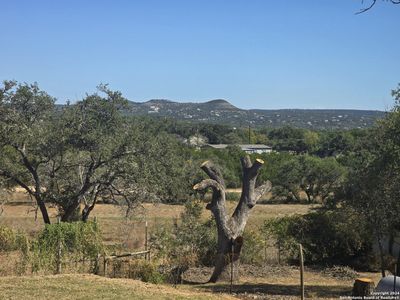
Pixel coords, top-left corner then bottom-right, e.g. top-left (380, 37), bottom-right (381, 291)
top-left (0, 189), bottom-right (315, 250)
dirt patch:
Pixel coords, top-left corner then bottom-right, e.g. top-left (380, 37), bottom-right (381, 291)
top-left (183, 264), bottom-right (380, 300)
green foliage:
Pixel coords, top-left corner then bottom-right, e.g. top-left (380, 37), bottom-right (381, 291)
top-left (258, 153), bottom-right (346, 204)
top-left (150, 200), bottom-right (217, 268)
top-left (0, 225), bottom-right (16, 252)
top-left (225, 192), bottom-right (240, 202)
top-left (339, 83), bottom-right (400, 273)
top-left (263, 216), bottom-right (300, 259)
top-left (188, 145), bottom-right (243, 188)
top-left (127, 260), bottom-right (165, 284)
top-left (263, 210), bottom-right (372, 266)
top-left (28, 221), bottom-right (103, 273)
top-left (109, 259), bottom-right (165, 284)
top-left (0, 81), bottom-right (195, 222)
top-left (315, 131), bottom-right (355, 157)
top-left (0, 225), bottom-right (28, 253)
top-left (240, 229), bottom-right (265, 265)
top-left (267, 126), bottom-right (309, 154)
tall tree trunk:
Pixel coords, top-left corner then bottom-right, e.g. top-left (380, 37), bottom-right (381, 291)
top-left (194, 156), bottom-right (271, 282)
top-left (35, 194), bottom-right (51, 224)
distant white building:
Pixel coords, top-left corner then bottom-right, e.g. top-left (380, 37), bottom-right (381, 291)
top-left (205, 144), bottom-right (273, 154)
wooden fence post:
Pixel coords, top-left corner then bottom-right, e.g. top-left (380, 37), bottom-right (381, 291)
top-left (299, 244), bottom-right (305, 300)
top-left (277, 240), bottom-right (281, 265)
top-left (103, 256), bottom-right (108, 277)
top-left (145, 221), bottom-right (148, 261)
top-left (264, 238), bottom-right (267, 263)
top-left (56, 217), bottom-right (62, 274)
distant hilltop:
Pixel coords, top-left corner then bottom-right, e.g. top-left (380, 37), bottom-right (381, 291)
top-left (125, 99), bottom-right (386, 130)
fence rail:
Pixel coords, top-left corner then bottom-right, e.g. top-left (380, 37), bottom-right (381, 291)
top-left (105, 250), bottom-right (150, 260)
top-left (103, 250), bottom-right (151, 277)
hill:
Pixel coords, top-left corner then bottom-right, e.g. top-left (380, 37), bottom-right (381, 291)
top-left (126, 99), bottom-right (385, 129)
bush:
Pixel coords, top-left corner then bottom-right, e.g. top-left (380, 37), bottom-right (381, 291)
top-left (0, 225), bottom-right (16, 252)
top-left (28, 220), bottom-right (103, 273)
top-left (128, 260), bottom-right (165, 284)
top-left (263, 215), bottom-right (299, 260)
top-left (150, 200), bottom-right (217, 268)
top-left (110, 259), bottom-right (165, 284)
top-left (263, 209), bottom-right (373, 267)
top-left (0, 225), bottom-right (28, 253)
top-left (240, 229), bottom-right (265, 265)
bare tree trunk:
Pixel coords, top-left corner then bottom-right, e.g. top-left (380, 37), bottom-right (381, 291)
top-left (194, 156), bottom-right (271, 283)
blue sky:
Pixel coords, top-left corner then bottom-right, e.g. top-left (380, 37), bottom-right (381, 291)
top-left (0, 1), bottom-right (399, 110)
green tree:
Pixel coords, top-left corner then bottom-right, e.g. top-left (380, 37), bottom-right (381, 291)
top-left (316, 131), bottom-right (355, 157)
top-left (0, 81), bottom-right (57, 223)
top-left (258, 153), bottom-right (346, 204)
top-left (0, 81), bottom-right (190, 223)
top-left (298, 155), bottom-right (346, 205)
top-left (267, 126), bottom-right (308, 154)
top-left (343, 83), bottom-right (400, 276)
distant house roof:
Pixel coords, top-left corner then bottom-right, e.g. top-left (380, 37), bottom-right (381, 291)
top-left (239, 144), bottom-right (272, 150)
top-left (206, 144), bottom-right (272, 150)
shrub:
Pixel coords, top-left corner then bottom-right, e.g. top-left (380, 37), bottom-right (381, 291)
top-left (28, 220), bottom-right (103, 273)
top-left (128, 260), bottom-right (165, 284)
top-left (263, 209), bottom-right (373, 267)
top-left (263, 215), bottom-right (299, 260)
top-left (240, 229), bottom-right (265, 265)
top-left (0, 225), bottom-right (16, 252)
top-left (0, 225), bottom-right (29, 253)
top-left (150, 200), bottom-right (217, 268)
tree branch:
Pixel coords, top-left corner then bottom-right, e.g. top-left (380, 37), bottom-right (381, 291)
top-left (356, 0), bottom-right (377, 14)
top-left (0, 170), bottom-right (34, 196)
top-left (200, 161), bottom-right (225, 188)
top-left (193, 179), bottom-right (224, 194)
top-left (254, 181), bottom-right (272, 203)
top-left (356, 0), bottom-right (400, 14)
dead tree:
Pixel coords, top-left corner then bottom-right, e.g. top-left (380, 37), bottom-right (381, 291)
top-left (193, 155), bottom-right (272, 283)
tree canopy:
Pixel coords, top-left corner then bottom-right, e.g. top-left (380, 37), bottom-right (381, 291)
top-left (0, 81), bottom-right (191, 223)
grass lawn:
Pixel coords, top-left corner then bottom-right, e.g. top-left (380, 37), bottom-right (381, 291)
top-left (0, 274), bottom-right (234, 300)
